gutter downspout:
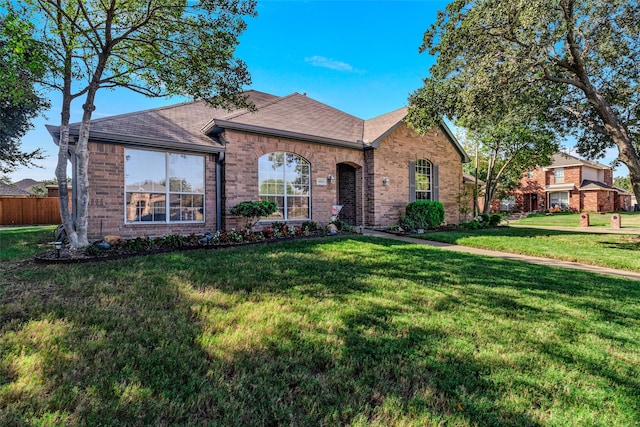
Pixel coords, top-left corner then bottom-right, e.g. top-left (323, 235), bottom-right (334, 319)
top-left (360, 139), bottom-right (367, 232)
top-left (216, 151), bottom-right (224, 231)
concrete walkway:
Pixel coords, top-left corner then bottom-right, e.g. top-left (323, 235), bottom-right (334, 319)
top-left (508, 224), bottom-right (640, 234)
top-left (362, 229), bottom-right (640, 281)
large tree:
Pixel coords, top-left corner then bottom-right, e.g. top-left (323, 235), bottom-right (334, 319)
top-left (0, 12), bottom-right (48, 174)
top-left (407, 0), bottom-right (640, 204)
top-left (13, 0), bottom-right (256, 248)
top-left (464, 119), bottom-right (558, 214)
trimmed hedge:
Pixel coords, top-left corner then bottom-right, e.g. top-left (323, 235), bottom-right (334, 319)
top-left (403, 200), bottom-right (445, 230)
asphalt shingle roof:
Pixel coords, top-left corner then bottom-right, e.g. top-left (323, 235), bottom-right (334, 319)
top-left (47, 90), bottom-right (468, 161)
top-left (550, 152), bottom-right (609, 169)
top-left (0, 183), bottom-right (31, 196)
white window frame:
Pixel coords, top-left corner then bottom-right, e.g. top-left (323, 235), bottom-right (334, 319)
top-left (549, 191), bottom-right (569, 210)
top-left (124, 148), bottom-right (205, 224)
top-left (258, 152), bottom-right (311, 221)
top-left (554, 167), bottom-right (564, 184)
top-left (415, 159), bottom-right (432, 201)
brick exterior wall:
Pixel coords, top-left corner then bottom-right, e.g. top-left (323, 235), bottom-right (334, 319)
top-left (371, 123), bottom-right (464, 226)
top-left (222, 130), bottom-right (364, 229)
top-left (84, 123), bottom-right (466, 238)
top-left (85, 142), bottom-right (218, 240)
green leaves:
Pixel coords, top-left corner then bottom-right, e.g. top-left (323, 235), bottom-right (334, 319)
top-left (0, 10), bottom-right (49, 173)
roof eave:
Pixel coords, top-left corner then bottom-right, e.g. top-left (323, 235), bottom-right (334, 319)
top-left (48, 127), bottom-right (224, 154)
top-left (369, 118), bottom-right (470, 163)
top-left (209, 120), bottom-right (366, 150)
top-left (439, 121), bottom-right (471, 163)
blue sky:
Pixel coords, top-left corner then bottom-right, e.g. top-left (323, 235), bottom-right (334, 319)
top-left (8, 0), bottom-right (624, 182)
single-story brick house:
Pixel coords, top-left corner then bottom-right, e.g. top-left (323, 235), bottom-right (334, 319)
top-left (47, 90), bottom-right (469, 239)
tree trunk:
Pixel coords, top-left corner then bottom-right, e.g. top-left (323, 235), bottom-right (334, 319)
top-left (585, 87), bottom-right (640, 208)
top-left (55, 55), bottom-right (79, 248)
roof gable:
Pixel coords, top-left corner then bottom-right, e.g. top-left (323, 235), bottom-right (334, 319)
top-left (205, 93), bottom-right (364, 146)
top-left (548, 152), bottom-right (609, 170)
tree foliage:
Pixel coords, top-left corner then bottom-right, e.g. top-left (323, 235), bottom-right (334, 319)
top-left (613, 176), bottom-right (632, 193)
top-left (407, 0), bottom-right (640, 204)
top-left (14, 0), bottom-right (256, 247)
top-left (0, 12), bottom-right (49, 174)
top-left (466, 120), bottom-right (558, 214)
top-left (231, 200), bottom-right (278, 231)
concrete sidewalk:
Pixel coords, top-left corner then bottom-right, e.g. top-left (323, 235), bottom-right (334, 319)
top-left (508, 224), bottom-right (640, 234)
top-left (362, 229), bottom-right (640, 281)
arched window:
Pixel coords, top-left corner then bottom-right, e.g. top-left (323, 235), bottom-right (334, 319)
top-left (409, 159), bottom-right (438, 202)
top-left (415, 159), bottom-right (432, 200)
top-left (259, 152), bottom-right (311, 220)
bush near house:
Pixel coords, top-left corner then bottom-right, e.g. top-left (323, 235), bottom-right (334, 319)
top-left (400, 200), bottom-right (445, 230)
top-left (230, 200), bottom-right (278, 230)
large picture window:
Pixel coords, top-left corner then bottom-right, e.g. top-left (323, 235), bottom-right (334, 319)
top-left (125, 149), bottom-right (205, 223)
top-left (549, 191), bottom-right (569, 210)
top-left (259, 152), bottom-right (310, 220)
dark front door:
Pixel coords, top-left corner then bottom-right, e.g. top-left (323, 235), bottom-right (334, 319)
top-left (337, 163), bottom-right (357, 225)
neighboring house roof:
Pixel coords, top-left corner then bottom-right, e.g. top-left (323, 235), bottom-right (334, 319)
top-left (462, 173), bottom-right (485, 186)
top-left (13, 178), bottom-right (40, 192)
top-left (579, 179), bottom-right (631, 194)
top-left (46, 90), bottom-right (470, 161)
top-left (0, 182), bottom-right (31, 196)
top-left (613, 186), bottom-right (633, 195)
top-left (544, 152), bottom-right (609, 170)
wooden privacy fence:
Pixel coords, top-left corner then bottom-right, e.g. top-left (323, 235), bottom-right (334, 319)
top-left (0, 197), bottom-right (62, 225)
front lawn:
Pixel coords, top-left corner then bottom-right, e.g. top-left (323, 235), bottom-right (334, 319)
top-left (419, 227), bottom-right (640, 272)
top-left (513, 211), bottom-right (640, 228)
top-left (1, 235), bottom-right (638, 426)
top-left (0, 225), bottom-right (56, 260)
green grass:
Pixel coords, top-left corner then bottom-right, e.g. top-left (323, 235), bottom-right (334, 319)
top-left (0, 226), bottom-right (56, 260)
top-left (419, 227), bottom-right (640, 272)
top-left (1, 234), bottom-right (639, 426)
top-left (513, 211), bottom-right (640, 228)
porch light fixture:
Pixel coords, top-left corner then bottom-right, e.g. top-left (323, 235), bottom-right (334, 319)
top-left (54, 241), bottom-right (63, 258)
top-left (327, 174), bottom-right (335, 184)
top-left (382, 177), bottom-right (390, 185)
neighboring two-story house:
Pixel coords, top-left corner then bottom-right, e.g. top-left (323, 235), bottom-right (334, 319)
top-left (506, 152), bottom-right (631, 213)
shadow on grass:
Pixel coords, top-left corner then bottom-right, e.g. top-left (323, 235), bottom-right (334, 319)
top-left (0, 236), bottom-right (638, 425)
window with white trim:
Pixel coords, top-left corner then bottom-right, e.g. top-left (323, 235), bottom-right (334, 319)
top-left (549, 192), bottom-right (569, 210)
top-left (125, 149), bottom-right (205, 223)
top-left (409, 159), bottom-right (438, 202)
top-left (258, 152), bottom-right (310, 220)
top-left (415, 159), bottom-right (432, 200)
top-left (554, 167), bottom-right (564, 184)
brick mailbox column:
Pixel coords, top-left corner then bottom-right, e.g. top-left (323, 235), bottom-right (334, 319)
top-left (580, 213), bottom-right (590, 227)
top-left (611, 214), bottom-right (622, 229)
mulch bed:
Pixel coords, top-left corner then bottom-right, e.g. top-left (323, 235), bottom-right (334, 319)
top-left (34, 231), bottom-right (352, 264)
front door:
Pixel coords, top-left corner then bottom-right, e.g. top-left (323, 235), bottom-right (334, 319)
top-left (337, 163), bottom-right (357, 225)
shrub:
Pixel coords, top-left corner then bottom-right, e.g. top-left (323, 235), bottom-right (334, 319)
top-left (301, 220), bottom-right (319, 232)
top-left (231, 200), bottom-right (278, 231)
top-left (404, 201), bottom-right (445, 230)
top-left (398, 215), bottom-right (416, 231)
top-left (488, 214), bottom-right (502, 227)
top-left (271, 221), bottom-right (287, 233)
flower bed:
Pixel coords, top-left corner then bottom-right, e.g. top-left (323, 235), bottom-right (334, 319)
top-left (35, 224), bottom-right (346, 264)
